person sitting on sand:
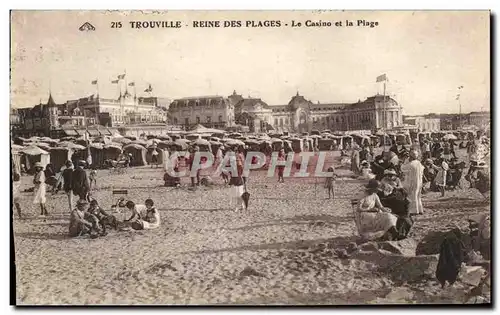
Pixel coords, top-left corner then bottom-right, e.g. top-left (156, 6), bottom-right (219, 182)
top-left (88, 199), bottom-right (118, 233)
top-left (123, 199), bottom-right (161, 230)
top-left (355, 179), bottom-right (399, 241)
top-left (359, 160), bottom-right (375, 180)
top-left (467, 161), bottom-right (490, 199)
top-left (380, 168), bottom-right (403, 190)
top-left (69, 199), bottom-right (101, 238)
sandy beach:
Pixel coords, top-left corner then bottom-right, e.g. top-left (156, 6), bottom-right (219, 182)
top-left (13, 150), bottom-right (490, 305)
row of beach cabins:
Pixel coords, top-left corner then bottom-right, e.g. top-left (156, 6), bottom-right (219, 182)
top-left (11, 124), bottom-right (479, 174)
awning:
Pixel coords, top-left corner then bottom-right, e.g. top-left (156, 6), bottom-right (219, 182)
top-left (62, 129), bottom-right (79, 136)
top-left (87, 129), bottom-right (100, 136)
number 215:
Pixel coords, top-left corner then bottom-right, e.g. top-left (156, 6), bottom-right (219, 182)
top-left (111, 22), bottom-right (122, 28)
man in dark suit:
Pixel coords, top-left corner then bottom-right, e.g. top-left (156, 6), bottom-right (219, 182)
top-left (72, 160), bottom-right (90, 201)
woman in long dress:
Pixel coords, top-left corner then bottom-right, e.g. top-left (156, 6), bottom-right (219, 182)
top-left (401, 150), bottom-right (425, 215)
top-left (356, 179), bottom-right (399, 241)
top-left (350, 146), bottom-right (361, 175)
top-left (33, 162), bottom-right (48, 216)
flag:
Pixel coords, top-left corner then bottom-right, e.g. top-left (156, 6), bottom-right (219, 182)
top-left (128, 82), bottom-right (135, 87)
top-left (118, 74), bottom-right (126, 80)
top-left (458, 85), bottom-right (464, 89)
top-left (91, 80), bottom-right (98, 85)
top-left (111, 79), bottom-right (119, 84)
top-left (456, 94), bottom-right (460, 100)
top-left (376, 74), bottom-right (387, 82)
top-left (144, 84), bottom-right (153, 92)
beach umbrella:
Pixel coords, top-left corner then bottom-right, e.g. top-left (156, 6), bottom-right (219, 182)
top-left (123, 143), bottom-right (146, 151)
top-left (244, 139), bottom-right (261, 145)
top-left (193, 138), bottom-right (210, 146)
top-left (34, 142), bottom-right (52, 151)
top-left (174, 139), bottom-right (190, 150)
top-left (57, 141), bottom-right (86, 150)
top-left (157, 135), bottom-right (172, 141)
top-left (225, 139), bottom-right (245, 146)
top-left (130, 139), bottom-right (148, 147)
top-left (20, 145), bottom-right (48, 155)
top-left (11, 144), bottom-right (24, 152)
top-left (443, 134), bottom-right (458, 140)
top-left (112, 137), bottom-right (132, 145)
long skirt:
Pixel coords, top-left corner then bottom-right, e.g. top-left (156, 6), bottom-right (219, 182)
top-left (33, 183), bottom-right (46, 204)
top-left (231, 185), bottom-right (245, 208)
top-left (407, 186), bottom-right (423, 215)
top-left (358, 212), bottom-right (398, 240)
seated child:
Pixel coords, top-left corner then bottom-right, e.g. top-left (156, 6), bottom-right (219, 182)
top-left (69, 199), bottom-right (101, 238)
top-left (124, 199), bottom-right (161, 230)
top-left (359, 160), bottom-right (376, 180)
top-left (88, 199), bottom-right (118, 233)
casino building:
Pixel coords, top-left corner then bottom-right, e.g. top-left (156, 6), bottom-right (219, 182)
top-left (168, 90), bottom-right (403, 133)
top-left (14, 91), bottom-right (169, 138)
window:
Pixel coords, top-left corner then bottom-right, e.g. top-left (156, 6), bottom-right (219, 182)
top-left (280, 118), bottom-right (283, 126)
top-left (185, 118), bottom-right (189, 125)
top-left (275, 118), bottom-right (278, 125)
top-left (196, 116), bottom-right (200, 124)
top-left (218, 115), bottom-right (223, 122)
top-left (206, 116), bottom-right (211, 123)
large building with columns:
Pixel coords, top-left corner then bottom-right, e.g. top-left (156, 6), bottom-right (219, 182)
top-left (168, 91), bottom-right (403, 133)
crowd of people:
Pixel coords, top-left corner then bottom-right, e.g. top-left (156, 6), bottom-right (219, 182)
top-left (345, 135), bottom-right (490, 242)
top-left (12, 133), bottom-right (490, 242)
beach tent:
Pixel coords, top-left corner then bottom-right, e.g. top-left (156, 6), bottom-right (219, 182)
top-left (20, 146), bottom-right (50, 172)
top-left (50, 147), bottom-right (76, 171)
top-left (123, 143), bottom-right (147, 166)
top-left (103, 143), bottom-right (123, 162)
top-left (11, 144), bottom-right (23, 175)
top-left (318, 138), bottom-right (334, 151)
top-left (87, 143), bottom-right (105, 168)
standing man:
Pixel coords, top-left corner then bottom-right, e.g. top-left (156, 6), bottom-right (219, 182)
top-left (62, 160), bottom-right (75, 212)
top-left (72, 160), bottom-right (90, 201)
top-left (401, 150), bottom-right (425, 216)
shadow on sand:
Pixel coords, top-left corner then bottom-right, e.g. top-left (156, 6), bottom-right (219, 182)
top-left (226, 214), bottom-right (354, 232)
top-left (182, 235), bottom-right (358, 255)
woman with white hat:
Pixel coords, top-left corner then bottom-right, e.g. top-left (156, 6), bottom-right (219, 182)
top-left (32, 162), bottom-right (48, 216)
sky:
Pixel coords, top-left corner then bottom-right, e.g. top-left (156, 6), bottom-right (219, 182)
top-left (10, 10), bottom-right (490, 115)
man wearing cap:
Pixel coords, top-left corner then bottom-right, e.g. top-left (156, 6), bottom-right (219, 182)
top-left (69, 199), bottom-right (99, 237)
top-left (61, 160), bottom-right (74, 212)
top-left (401, 150), bottom-right (425, 215)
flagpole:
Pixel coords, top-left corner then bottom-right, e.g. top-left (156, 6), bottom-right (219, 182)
top-left (95, 81), bottom-right (99, 125)
top-left (383, 80), bottom-right (387, 151)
